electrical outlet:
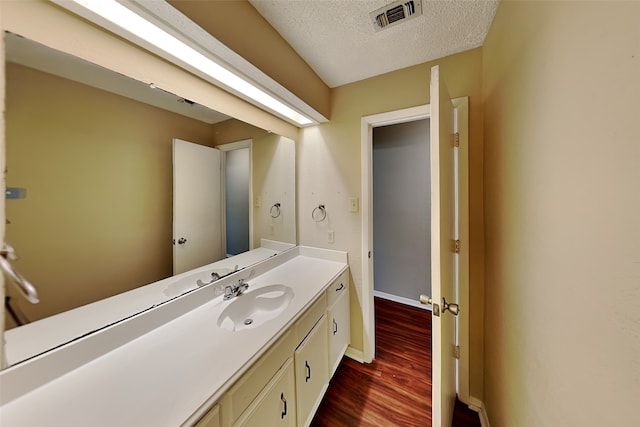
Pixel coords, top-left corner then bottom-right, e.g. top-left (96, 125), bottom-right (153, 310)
top-left (269, 224), bottom-right (274, 235)
top-left (328, 230), bottom-right (335, 244)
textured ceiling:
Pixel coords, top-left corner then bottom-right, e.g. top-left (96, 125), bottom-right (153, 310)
top-left (250, 0), bottom-right (499, 88)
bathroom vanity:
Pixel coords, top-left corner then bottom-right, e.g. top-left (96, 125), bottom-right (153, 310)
top-left (0, 246), bottom-right (349, 427)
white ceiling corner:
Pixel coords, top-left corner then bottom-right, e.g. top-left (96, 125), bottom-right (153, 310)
top-left (249, 0), bottom-right (499, 88)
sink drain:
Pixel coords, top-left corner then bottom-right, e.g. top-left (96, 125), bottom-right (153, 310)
top-left (244, 318), bottom-right (254, 326)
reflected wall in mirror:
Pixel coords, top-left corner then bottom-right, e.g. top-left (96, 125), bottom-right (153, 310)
top-left (3, 34), bottom-right (296, 340)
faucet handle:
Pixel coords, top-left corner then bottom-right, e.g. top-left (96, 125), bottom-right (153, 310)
top-left (239, 269), bottom-right (255, 284)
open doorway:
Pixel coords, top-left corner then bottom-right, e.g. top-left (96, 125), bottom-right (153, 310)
top-left (219, 139), bottom-right (253, 257)
top-left (361, 96), bottom-right (470, 406)
top-left (373, 119), bottom-right (431, 308)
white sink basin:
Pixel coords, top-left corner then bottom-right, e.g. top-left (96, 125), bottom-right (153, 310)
top-left (217, 285), bottom-right (294, 332)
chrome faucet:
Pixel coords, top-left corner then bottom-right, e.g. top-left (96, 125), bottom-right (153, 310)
top-left (223, 269), bottom-right (255, 300)
top-left (196, 272), bottom-right (220, 288)
top-left (196, 265), bottom-right (239, 288)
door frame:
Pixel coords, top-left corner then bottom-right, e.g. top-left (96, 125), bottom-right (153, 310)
top-left (360, 97), bottom-right (470, 402)
top-left (218, 139), bottom-right (254, 255)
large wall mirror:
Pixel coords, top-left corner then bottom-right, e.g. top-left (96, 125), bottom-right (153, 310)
top-left (3, 33), bottom-right (297, 367)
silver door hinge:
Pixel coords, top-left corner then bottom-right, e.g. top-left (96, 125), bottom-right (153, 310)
top-left (452, 132), bottom-right (460, 147)
top-left (454, 345), bottom-right (460, 359)
top-left (453, 239), bottom-right (460, 254)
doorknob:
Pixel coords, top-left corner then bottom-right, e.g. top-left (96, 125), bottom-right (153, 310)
top-left (419, 294), bottom-right (432, 305)
top-left (420, 295), bottom-right (459, 316)
top-left (177, 237), bottom-right (187, 245)
top-left (442, 297), bottom-right (460, 316)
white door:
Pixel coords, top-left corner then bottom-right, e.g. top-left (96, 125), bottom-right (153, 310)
top-left (429, 65), bottom-right (458, 426)
top-left (173, 139), bottom-right (223, 274)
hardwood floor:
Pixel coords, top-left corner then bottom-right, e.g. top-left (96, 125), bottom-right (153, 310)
top-left (311, 297), bottom-right (480, 427)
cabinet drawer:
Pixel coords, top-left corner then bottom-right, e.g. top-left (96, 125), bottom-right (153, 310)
top-left (224, 331), bottom-right (294, 423)
top-left (325, 271), bottom-right (348, 307)
top-left (294, 294), bottom-right (327, 346)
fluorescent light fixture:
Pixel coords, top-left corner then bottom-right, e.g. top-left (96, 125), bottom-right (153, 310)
top-left (60, 0), bottom-right (314, 126)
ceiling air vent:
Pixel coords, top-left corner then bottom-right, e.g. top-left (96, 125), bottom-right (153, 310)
top-left (370, 0), bottom-right (423, 32)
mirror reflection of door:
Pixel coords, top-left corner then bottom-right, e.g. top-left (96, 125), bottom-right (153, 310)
top-left (223, 141), bottom-right (251, 256)
top-left (172, 139), bottom-right (223, 274)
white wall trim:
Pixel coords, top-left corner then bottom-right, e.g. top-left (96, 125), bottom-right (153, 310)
top-left (344, 346), bottom-right (365, 363)
top-left (468, 396), bottom-right (491, 427)
top-left (373, 290), bottom-right (431, 311)
top-left (452, 96), bottom-right (470, 404)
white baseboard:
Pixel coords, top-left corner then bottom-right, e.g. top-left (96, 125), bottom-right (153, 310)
top-left (344, 346), bottom-right (365, 363)
top-left (373, 290), bottom-right (431, 310)
top-left (468, 396), bottom-right (490, 427)
top-left (479, 404), bottom-right (490, 427)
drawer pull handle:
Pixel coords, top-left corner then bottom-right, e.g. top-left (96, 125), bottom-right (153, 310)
top-left (335, 283), bottom-right (344, 292)
top-left (333, 318), bottom-right (338, 335)
top-left (280, 392), bottom-right (287, 419)
top-left (305, 361), bottom-right (311, 382)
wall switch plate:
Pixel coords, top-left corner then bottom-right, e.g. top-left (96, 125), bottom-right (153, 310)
top-left (255, 196), bottom-right (262, 208)
top-left (328, 230), bottom-right (335, 244)
top-left (348, 197), bottom-right (359, 213)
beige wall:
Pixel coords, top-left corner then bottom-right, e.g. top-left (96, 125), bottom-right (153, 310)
top-left (5, 63), bottom-right (214, 324)
top-left (298, 48), bottom-right (486, 398)
top-left (252, 134), bottom-right (297, 247)
top-left (482, 1), bottom-right (640, 425)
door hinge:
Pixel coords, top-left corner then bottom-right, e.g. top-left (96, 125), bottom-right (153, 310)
top-left (453, 239), bottom-right (460, 254)
top-left (452, 132), bottom-right (460, 148)
top-left (454, 345), bottom-right (460, 359)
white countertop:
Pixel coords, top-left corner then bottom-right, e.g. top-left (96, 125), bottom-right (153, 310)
top-left (0, 246), bottom-right (347, 426)
top-left (4, 240), bottom-right (292, 366)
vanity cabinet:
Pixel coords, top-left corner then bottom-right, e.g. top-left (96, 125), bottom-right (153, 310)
top-left (232, 358), bottom-right (296, 427)
top-left (194, 404), bottom-right (221, 427)
top-left (326, 272), bottom-right (350, 377)
top-left (294, 315), bottom-right (328, 427)
top-left (221, 331), bottom-right (294, 426)
top-left (190, 268), bottom-right (349, 427)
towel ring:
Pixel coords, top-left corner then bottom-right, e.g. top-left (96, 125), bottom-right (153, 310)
top-left (270, 203), bottom-right (281, 218)
top-left (312, 204), bottom-right (327, 222)
top-left (0, 245), bottom-right (39, 304)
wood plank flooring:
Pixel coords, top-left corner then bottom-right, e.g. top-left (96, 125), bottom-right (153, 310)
top-left (311, 297), bottom-right (480, 427)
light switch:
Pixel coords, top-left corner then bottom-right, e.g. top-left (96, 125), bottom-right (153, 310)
top-left (328, 230), bottom-right (335, 244)
top-left (348, 197), bottom-right (359, 213)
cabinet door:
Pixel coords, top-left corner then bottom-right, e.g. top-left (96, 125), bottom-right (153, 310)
top-left (234, 358), bottom-right (296, 427)
top-left (195, 404), bottom-right (221, 427)
top-left (328, 288), bottom-right (350, 377)
top-left (295, 315), bottom-right (329, 427)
